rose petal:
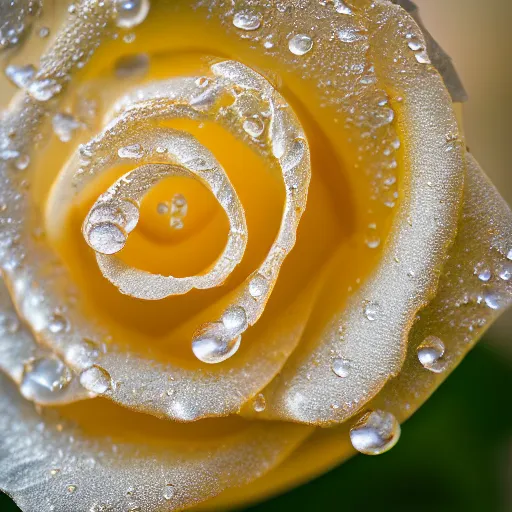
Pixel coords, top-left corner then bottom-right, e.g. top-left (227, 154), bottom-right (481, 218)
top-left (0, 373), bottom-right (312, 512)
top-left (250, 3), bottom-right (467, 425)
top-left (0, 279), bottom-right (91, 406)
top-left (205, 151), bottom-right (512, 508)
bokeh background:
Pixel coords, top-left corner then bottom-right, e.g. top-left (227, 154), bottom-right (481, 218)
top-left (1, 0), bottom-right (511, 511)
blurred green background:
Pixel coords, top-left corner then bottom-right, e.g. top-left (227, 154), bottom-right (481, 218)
top-left (2, 0), bottom-right (512, 510)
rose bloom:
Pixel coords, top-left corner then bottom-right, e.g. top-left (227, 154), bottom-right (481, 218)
top-left (0, 1), bottom-right (510, 511)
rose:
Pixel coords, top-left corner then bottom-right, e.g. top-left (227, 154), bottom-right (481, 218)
top-left (0, 0), bottom-right (510, 511)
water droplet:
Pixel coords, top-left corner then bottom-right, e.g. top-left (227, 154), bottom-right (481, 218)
top-left (48, 313), bottom-right (69, 334)
top-left (407, 40), bottom-right (423, 51)
top-left (14, 154), bottom-right (30, 170)
top-left (334, 0), bottom-right (353, 14)
top-left (192, 323), bottom-right (241, 364)
top-left (499, 264), bottom-right (512, 281)
top-left (39, 26), bottom-right (50, 38)
top-left (233, 10), bottom-right (262, 31)
top-left (28, 78), bottom-right (62, 101)
top-left (417, 336), bottom-right (446, 373)
top-left (484, 292), bottom-right (501, 310)
top-left (331, 358), bottom-right (351, 378)
top-left (477, 269), bottom-right (491, 282)
top-left (114, 0), bottom-right (150, 29)
top-left (363, 301), bottom-right (380, 321)
top-left (67, 484), bottom-right (77, 494)
top-left (507, 249), bottom-right (512, 261)
top-left (163, 484), bottom-right (175, 501)
top-left (243, 115), bottom-right (265, 138)
top-left (338, 27), bottom-right (365, 43)
top-left (50, 468), bottom-right (60, 476)
top-left (118, 143), bottom-right (143, 159)
top-left (350, 410), bottom-right (400, 455)
top-left (66, 339), bottom-right (101, 368)
top-left (222, 306), bottom-right (248, 332)
top-left (414, 51), bottom-right (430, 64)
top-left (170, 193), bottom-right (187, 230)
top-left (365, 235), bottom-right (380, 249)
top-left (288, 34), bottom-right (313, 56)
top-left (52, 113), bottom-right (81, 142)
top-left (249, 274), bottom-right (268, 298)
top-left (157, 202), bottom-right (169, 215)
top-left (5, 64), bottom-right (36, 88)
top-left (20, 356), bottom-right (73, 403)
top-left (79, 365), bottom-right (112, 394)
top-left (85, 222), bottom-right (127, 255)
top-left (252, 393), bottom-right (266, 412)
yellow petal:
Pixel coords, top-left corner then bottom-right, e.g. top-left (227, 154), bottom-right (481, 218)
top-left (199, 150), bottom-right (512, 509)
top-left (246, 1), bottom-right (466, 425)
top-left (0, 372), bottom-right (312, 511)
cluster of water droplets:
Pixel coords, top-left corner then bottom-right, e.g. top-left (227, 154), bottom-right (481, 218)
top-left (157, 193), bottom-right (188, 230)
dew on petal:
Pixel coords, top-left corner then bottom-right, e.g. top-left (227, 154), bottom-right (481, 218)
top-left (252, 393), bottom-right (267, 412)
top-left (79, 365), bottom-right (112, 394)
top-left (20, 356), bottom-right (73, 403)
top-left (417, 335), bottom-right (447, 373)
top-left (331, 357), bottom-right (351, 378)
top-left (163, 484), bottom-right (175, 501)
top-left (114, 0), bottom-right (150, 29)
top-left (350, 410), bottom-right (400, 455)
top-left (363, 301), bottom-right (380, 321)
top-left (192, 322), bottom-right (241, 364)
top-left (288, 34), bottom-right (313, 56)
top-left (233, 10), bottom-right (262, 31)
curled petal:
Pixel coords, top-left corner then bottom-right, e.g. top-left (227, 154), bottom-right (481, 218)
top-left (248, 2), bottom-right (466, 425)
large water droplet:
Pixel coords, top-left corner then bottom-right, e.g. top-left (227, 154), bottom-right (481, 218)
top-left (79, 365), bottom-right (112, 394)
top-left (288, 34), bottom-right (313, 56)
top-left (249, 274), bottom-right (268, 298)
top-left (350, 410), bottom-right (400, 455)
top-left (243, 115), bottom-right (265, 138)
top-left (114, 0), bottom-right (150, 29)
top-left (331, 357), bottom-right (351, 378)
top-left (192, 323), bottom-right (241, 364)
top-left (20, 356), bottom-right (73, 403)
top-left (85, 222), bottom-right (127, 255)
top-left (417, 335), bottom-right (446, 373)
top-left (233, 10), bottom-right (262, 31)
